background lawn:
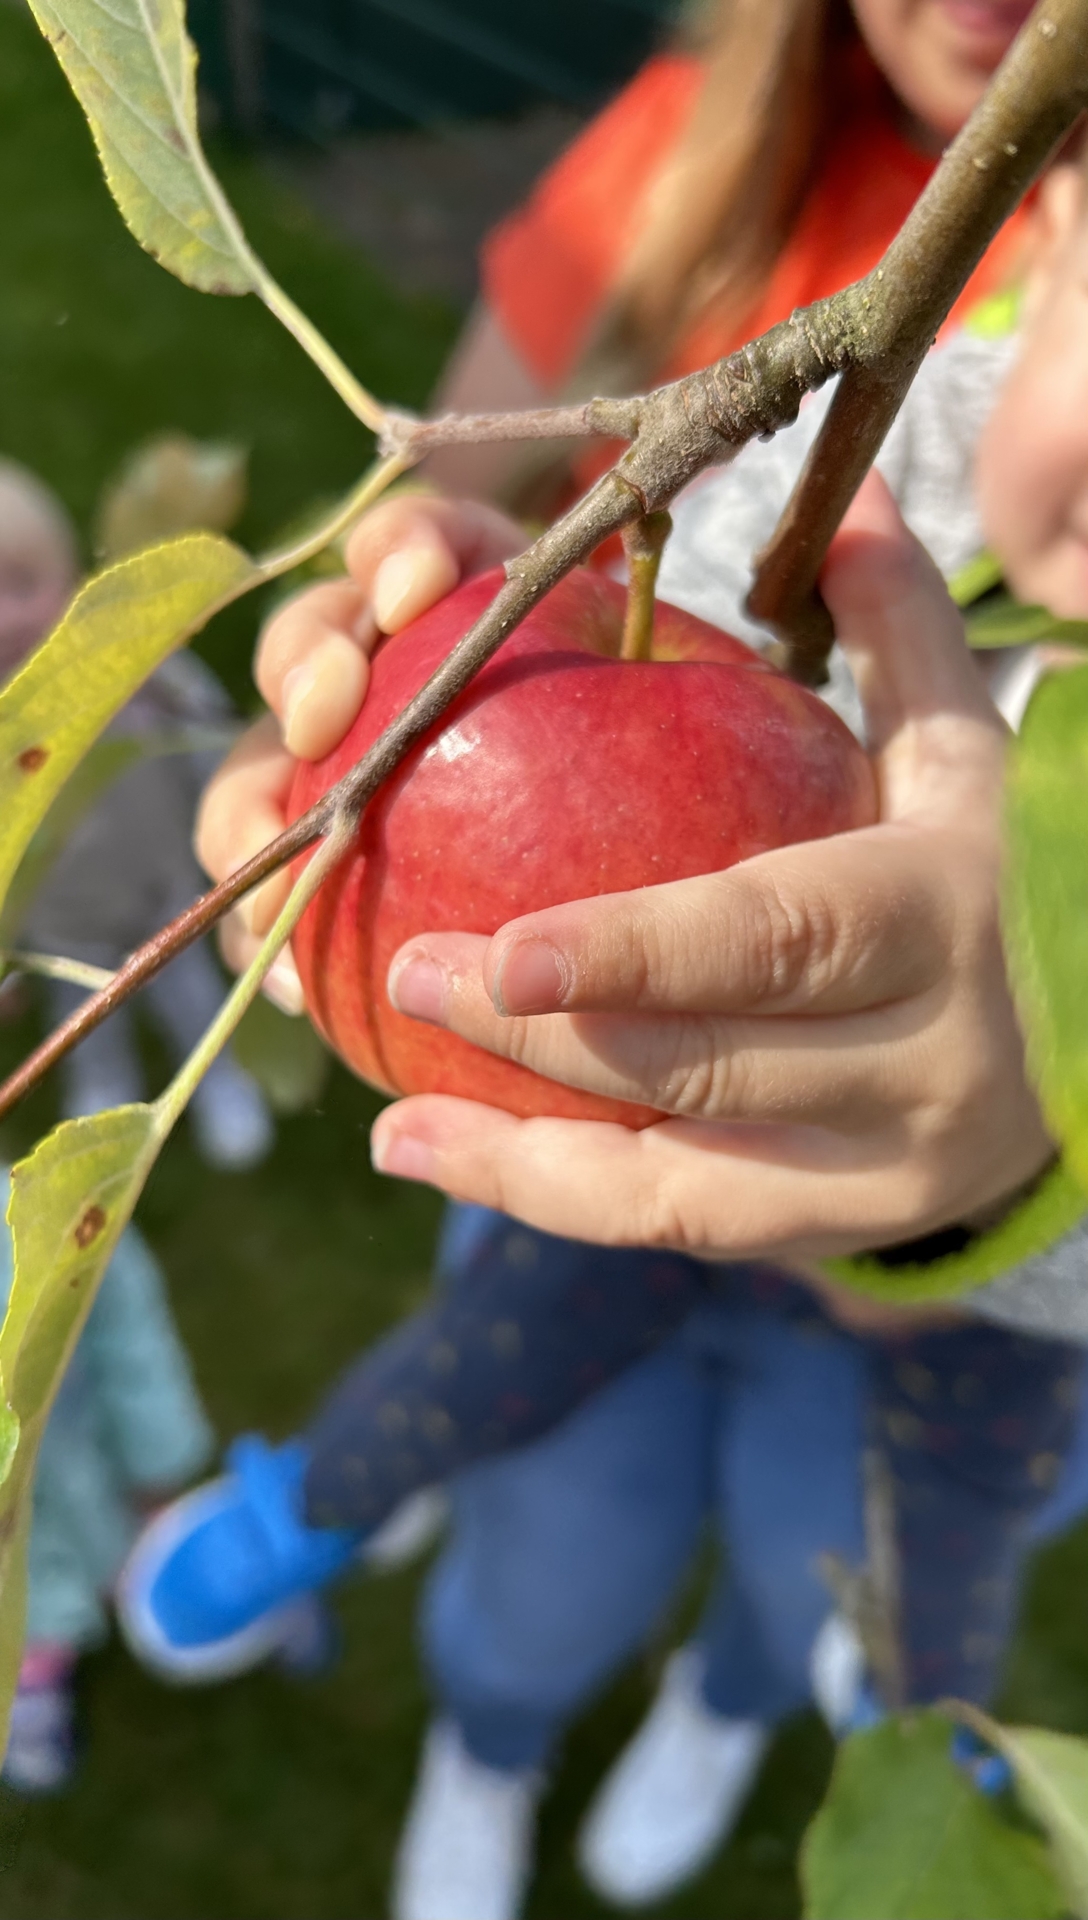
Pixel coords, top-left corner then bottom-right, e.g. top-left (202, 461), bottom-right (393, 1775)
top-left (0, 5), bottom-right (1087, 1914)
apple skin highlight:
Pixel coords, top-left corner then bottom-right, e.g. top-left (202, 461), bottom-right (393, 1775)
top-left (288, 566), bottom-right (878, 1125)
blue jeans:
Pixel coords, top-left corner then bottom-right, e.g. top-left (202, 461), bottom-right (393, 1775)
top-left (422, 1290), bottom-right (868, 1770)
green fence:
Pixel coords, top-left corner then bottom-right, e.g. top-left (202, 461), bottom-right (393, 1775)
top-left (190, 0), bottom-right (683, 140)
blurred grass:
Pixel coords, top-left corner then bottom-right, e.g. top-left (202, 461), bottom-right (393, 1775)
top-left (1, 2), bottom-right (1087, 1913)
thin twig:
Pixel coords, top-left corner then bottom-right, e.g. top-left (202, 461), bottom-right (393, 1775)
top-left (381, 395), bottom-right (643, 459)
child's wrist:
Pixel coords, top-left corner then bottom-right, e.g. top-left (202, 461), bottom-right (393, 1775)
top-left (823, 1154), bottom-right (1085, 1304)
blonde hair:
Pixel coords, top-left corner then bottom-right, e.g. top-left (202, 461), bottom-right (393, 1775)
top-left (576, 0), bottom-right (857, 395)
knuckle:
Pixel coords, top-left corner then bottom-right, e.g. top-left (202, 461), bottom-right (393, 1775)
top-left (641, 1018), bottom-right (741, 1121)
top-left (626, 1170), bottom-right (691, 1250)
top-left (741, 874), bottom-right (838, 1004)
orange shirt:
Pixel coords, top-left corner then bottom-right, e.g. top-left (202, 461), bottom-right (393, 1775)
top-left (482, 51), bottom-right (1032, 402)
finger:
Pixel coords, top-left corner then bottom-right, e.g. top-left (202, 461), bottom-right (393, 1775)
top-left (455, 826), bottom-right (955, 1020)
top-left (344, 495), bottom-right (523, 634)
top-left (195, 712), bottom-right (294, 935)
top-left (369, 1095), bottom-right (931, 1258)
top-left (387, 929), bottom-right (926, 1128)
top-left (256, 580), bottom-right (376, 759)
top-left (821, 472), bottom-right (1006, 814)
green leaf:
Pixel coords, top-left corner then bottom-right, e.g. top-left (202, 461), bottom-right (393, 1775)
top-left (0, 724), bottom-right (236, 947)
top-left (802, 1713), bottom-right (1066, 1920)
top-left (950, 550), bottom-right (1004, 608)
top-left (26, 0), bottom-right (256, 295)
top-left (25, 0), bottom-right (387, 426)
top-left (0, 1105), bottom-right (164, 1741)
top-left (1003, 1732), bottom-right (1088, 1917)
top-left (1, 1108), bottom-right (162, 1432)
top-left (952, 1710), bottom-right (1088, 1918)
top-left (967, 594), bottom-right (1088, 651)
top-left (0, 533), bottom-right (256, 921)
top-left (1004, 662), bottom-right (1088, 1189)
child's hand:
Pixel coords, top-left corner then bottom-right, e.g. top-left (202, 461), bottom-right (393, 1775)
top-left (369, 475), bottom-right (1056, 1265)
top-left (196, 496), bottom-right (522, 1005)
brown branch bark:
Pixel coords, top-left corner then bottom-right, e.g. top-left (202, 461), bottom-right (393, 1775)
top-left (748, 0), bottom-right (1088, 682)
top-left (0, 0), bottom-right (1085, 1120)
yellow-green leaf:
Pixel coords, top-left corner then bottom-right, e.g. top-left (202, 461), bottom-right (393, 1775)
top-left (1004, 662), bottom-right (1088, 1188)
top-left (802, 1713), bottom-right (1065, 1920)
top-left (0, 533), bottom-right (256, 921)
top-left (27, 0), bottom-right (256, 294)
top-left (955, 1712), bottom-right (1088, 1919)
top-left (1, 1108), bottom-right (161, 1429)
top-left (0, 1105), bottom-right (164, 1746)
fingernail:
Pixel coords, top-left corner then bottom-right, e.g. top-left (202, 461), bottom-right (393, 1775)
top-left (373, 543), bottom-right (458, 632)
top-left (388, 954), bottom-right (447, 1024)
top-left (282, 635), bottom-right (368, 760)
top-left (371, 1126), bottom-right (438, 1184)
top-left (492, 937), bottom-right (568, 1016)
top-left (281, 659), bottom-right (318, 747)
top-left (263, 957), bottom-right (305, 1016)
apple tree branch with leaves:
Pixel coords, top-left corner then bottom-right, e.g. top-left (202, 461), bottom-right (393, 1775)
top-left (3, 0), bottom-right (1088, 1907)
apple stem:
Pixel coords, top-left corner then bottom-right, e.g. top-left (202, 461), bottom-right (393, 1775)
top-left (620, 512), bottom-right (672, 662)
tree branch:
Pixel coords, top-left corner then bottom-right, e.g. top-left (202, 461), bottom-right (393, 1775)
top-left (379, 395), bottom-right (642, 457)
top-left (748, 0), bottom-right (1088, 682)
top-left (1, 0), bottom-right (1085, 1119)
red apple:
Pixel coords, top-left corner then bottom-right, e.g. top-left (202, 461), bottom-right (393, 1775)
top-left (288, 566), bottom-right (877, 1125)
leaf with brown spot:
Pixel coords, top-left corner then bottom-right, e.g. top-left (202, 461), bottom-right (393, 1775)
top-left (0, 1105), bottom-right (164, 1746)
top-left (0, 533), bottom-right (257, 924)
top-left (25, 0), bottom-right (257, 295)
top-left (73, 1205), bottom-right (107, 1249)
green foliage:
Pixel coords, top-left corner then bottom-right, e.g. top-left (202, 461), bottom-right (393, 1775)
top-left (967, 592), bottom-right (1088, 652)
top-left (0, 536), bottom-right (255, 921)
top-left (27, 0), bottom-right (387, 427)
top-left (0, 1106), bottom-right (162, 1731)
top-left (1004, 662), bottom-right (1088, 1191)
top-left (956, 1709), bottom-right (1088, 1918)
top-left (25, 0), bottom-right (256, 297)
top-left (802, 1713), bottom-right (1066, 1920)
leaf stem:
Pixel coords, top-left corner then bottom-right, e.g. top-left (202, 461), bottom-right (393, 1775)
top-left (1, 952), bottom-right (115, 993)
top-left (255, 274), bottom-right (390, 439)
top-left (258, 451), bottom-right (414, 578)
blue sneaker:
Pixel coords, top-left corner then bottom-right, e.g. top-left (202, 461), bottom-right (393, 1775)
top-left (116, 1436), bottom-right (362, 1684)
top-left (949, 1725), bottom-right (1013, 1796)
